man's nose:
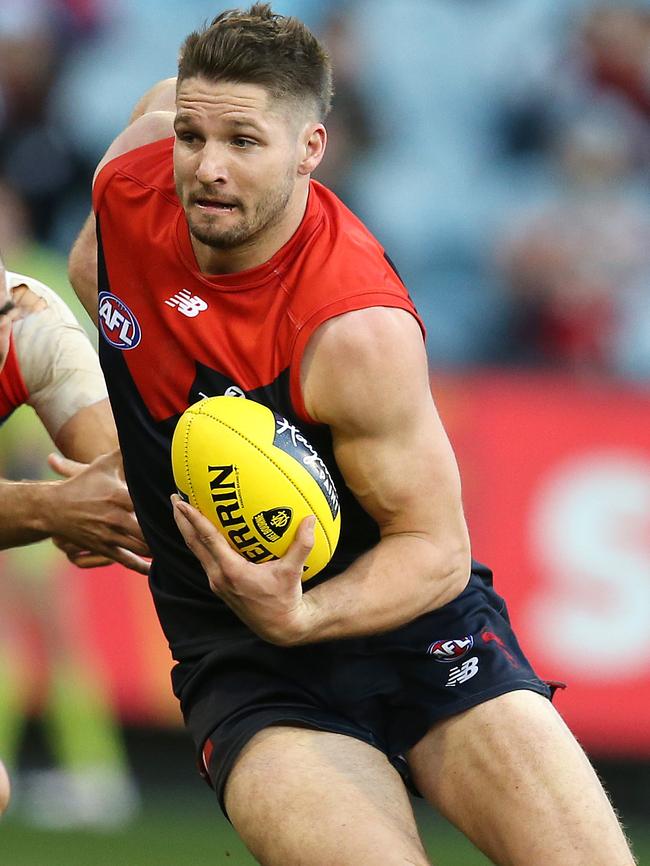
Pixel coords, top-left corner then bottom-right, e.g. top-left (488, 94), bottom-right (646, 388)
top-left (195, 143), bottom-right (228, 185)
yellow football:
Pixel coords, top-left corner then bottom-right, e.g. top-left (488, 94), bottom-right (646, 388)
top-left (171, 396), bottom-right (340, 581)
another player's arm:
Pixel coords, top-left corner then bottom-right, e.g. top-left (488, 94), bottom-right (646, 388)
top-left (0, 396), bottom-right (117, 548)
top-left (69, 81), bottom-right (176, 324)
top-left (0, 449), bottom-right (149, 573)
top-left (0, 283), bottom-right (149, 571)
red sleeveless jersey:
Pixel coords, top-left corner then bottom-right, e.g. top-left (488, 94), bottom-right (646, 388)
top-left (93, 137), bottom-right (424, 683)
top-left (0, 336), bottom-right (29, 424)
top-left (93, 137), bottom-right (422, 425)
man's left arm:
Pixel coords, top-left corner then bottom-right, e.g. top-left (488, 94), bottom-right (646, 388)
top-left (173, 307), bottom-right (471, 644)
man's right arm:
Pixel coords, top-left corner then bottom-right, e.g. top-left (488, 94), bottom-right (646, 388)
top-left (69, 78), bottom-right (176, 323)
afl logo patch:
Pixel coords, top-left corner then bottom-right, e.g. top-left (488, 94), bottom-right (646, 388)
top-left (427, 636), bottom-right (474, 662)
top-left (98, 291), bottom-right (142, 350)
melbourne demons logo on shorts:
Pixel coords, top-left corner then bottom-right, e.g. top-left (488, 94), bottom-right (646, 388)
top-left (426, 636), bottom-right (474, 662)
top-left (98, 291), bottom-right (142, 350)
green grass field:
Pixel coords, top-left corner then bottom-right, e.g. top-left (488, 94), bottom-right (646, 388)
top-left (1, 793), bottom-right (648, 866)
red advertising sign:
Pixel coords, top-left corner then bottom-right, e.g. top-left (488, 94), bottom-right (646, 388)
top-left (2, 371), bottom-right (649, 755)
top-left (434, 371), bottom-right (650, 756)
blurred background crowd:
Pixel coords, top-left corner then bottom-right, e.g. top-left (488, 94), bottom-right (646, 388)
top-left (2, 0), bottom-right (650, 376)
top-left (0, 1), bottom-right (649, 861)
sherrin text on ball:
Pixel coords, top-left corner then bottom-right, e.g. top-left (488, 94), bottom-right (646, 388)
top-left (171, 396), bottom-right (340, 581)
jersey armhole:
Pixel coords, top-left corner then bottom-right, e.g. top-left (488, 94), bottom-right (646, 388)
top-left (92, 159), bottom-right (118, 215)
top-left (289, 293), bottom-right (426, 426)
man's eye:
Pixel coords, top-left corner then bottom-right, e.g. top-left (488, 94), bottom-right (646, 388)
top-left (177, 132), bottom-right (197, 144)
top-left (232, 138), bottom-right (255, 148)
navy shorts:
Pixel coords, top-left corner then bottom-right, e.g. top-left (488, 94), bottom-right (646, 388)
top-left (189, 570), bottom-right (553, 816)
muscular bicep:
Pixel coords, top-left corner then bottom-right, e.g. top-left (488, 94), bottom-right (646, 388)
top-left (303, 309), bottom-right (468, 546)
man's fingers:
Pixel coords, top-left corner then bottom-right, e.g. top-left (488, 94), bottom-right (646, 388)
top-left (109, 548), bottom-right (151, 575)
top-left (52, 532), bottom-right (150, 570)
top-left (53, 526), bottom-right (150, 558)
top-left (171, 495), bottom-right (215, 540)
top-left (66, 552), bottom-right (115, 569)
top-left (281, 515), bottom-right (316, 572)
top-left (118, 511), bottom-right (148, 543)
top-left (171, 496), bottom-right (233, 581)
top-left (80, 540), bottom-right (151, 574)
top-left (51, 536), bottom-right (80, 555)
top-left (172, 496), bottom-right (219, 553)
top-left (69, 547), bottom-right (150, 574)
top-left (110, 526), bottom-right (150, 555)
top-left (47, 452), bottom-right (86, 478)
top-left (173, 498), bottom-right (236, 557)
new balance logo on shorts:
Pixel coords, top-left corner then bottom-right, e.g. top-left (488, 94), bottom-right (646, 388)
top-left (445, 657), bottom-right (479, 687)
top-left (165, 289), bottom-right (208, 318)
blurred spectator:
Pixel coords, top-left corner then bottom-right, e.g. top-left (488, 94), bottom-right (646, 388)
top-left (0, 0), bottom-right (105, 248)
top-left (496, 104), bottom-right (650, 375)
top-left (4, 0), bottom-right (650, 376)
top-left (333, 0), bottom-right (581, 366)
top-left (0, 179), bottom-right (94, 335)
top-left (580, 5), bottom-right (650, 120)
top-left (492, 3), bottom-right (650, 378)
top-left (312, 9), bottom-right (378, 209)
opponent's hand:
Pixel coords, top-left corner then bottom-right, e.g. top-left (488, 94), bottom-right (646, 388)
top-left (50, 537), bottom-right (117, 570)
top-left (45, 449), bottom-right (151, 575)
top-left (171, 494), bottom-right (316, 645)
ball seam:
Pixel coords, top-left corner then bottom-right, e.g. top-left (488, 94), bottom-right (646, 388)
top-left (192, 408), bottom-right (334, 558)
top-left (183, 414), bottom-right (198, 507)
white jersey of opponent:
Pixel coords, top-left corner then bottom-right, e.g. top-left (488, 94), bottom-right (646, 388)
top-left (7, 271), bottom-right (107, 438)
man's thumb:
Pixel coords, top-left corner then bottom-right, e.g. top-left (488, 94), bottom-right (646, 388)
top-left (47, 452), bottom-right (87, 479)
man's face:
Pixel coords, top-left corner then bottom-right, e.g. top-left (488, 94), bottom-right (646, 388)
top-left (173, 77), bottom-right (306, 264)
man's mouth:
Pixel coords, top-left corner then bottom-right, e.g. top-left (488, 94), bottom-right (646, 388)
top-left (194, 198), bottom-right (238, 213)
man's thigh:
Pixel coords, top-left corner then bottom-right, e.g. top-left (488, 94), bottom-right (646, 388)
top-left (407, 690), bottom-right (636, 866)
top-left (224, 726), bottom-right (431, 866)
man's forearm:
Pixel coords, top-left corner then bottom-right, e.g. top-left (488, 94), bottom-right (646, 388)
top-left (0, 479), bottom-right (60, 548)
top-left (286, 532), bottom-right (471, 646)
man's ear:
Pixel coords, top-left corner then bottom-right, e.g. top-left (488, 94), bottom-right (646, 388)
top-left (298, 124), bottom-right (327, 176)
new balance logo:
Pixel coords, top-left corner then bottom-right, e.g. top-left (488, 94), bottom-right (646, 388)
top-left (445, 656), bottom-right (479, 687)
top-left (165, 290), bottom-right (208, 318)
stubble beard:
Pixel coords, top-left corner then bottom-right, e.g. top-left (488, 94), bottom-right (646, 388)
top-left (186, 170), bottom-right (296, 252)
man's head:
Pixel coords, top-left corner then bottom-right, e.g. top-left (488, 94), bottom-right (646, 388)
top-left (177, 3), bottom-right (333, 125)
top-left (173, 4), bottom-right (332, 272)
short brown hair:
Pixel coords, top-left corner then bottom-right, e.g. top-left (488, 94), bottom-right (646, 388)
top-left (178, 3), bottom-right (333, 120)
